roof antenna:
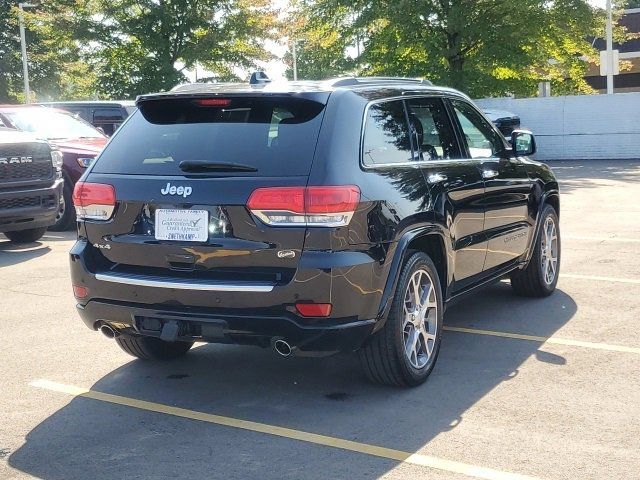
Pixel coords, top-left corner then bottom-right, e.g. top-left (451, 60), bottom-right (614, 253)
top-left (249, 71), bottom-right (271, 85)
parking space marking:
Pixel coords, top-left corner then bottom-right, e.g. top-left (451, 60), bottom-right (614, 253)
top-left (444, 327), bottom-right (640, 354)
top-left (560, 273), bottom-right (640, 285)
top-left (31, 379), bottom-right (542, 480)
top-left (563, 235), bottom-right (640, 243)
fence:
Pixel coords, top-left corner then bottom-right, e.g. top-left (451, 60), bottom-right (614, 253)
top-left (475, 92), bottom-right (640, 160)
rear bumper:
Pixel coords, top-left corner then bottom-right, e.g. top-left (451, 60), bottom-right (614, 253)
top-left (77, 300), bottom-right (375, 353)
top-left (70, 239), bottom-right (389, 353)
top-left (0, 179), bottom-right (63, 233)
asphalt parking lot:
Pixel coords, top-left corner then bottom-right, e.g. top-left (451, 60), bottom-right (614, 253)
top-left (1, 160), bottom-right (639, 480)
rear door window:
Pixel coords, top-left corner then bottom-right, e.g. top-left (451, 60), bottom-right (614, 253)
top-left (405, 97), bottom-right (461, 160)
top-left (362, 100), bottom-right (413, 166)
top-left (92, 97), bottom-right (326, 177)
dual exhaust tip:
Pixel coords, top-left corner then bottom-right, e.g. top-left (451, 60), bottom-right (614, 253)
top-left (100, 323), bottom-right (296, 357)
top-left (99, 324), bottom-right (119, 339)
top-left (273, 338), bottom-right (295, 358)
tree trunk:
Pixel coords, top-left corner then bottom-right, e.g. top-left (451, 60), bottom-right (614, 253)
top-left (447, 54), bottom-right (464, 90)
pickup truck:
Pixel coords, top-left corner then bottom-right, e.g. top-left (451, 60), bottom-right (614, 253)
top-left (0, 127), bottom-right (63, 243)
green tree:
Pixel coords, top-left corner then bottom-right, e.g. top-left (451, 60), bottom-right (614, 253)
top-left (0, 1), bottom-right (96, 103)
top-left (82, 0), bottom-right (277, 98)
top-left (302, 0), bottom-right (605, 97)
top-left (283, 1), bottom-right (356, 80)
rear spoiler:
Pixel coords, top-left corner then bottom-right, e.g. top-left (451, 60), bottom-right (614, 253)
top-left (136, 90), bottom-right (331, 107)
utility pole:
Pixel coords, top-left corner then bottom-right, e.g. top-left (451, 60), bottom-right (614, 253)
top-left (606, 0), bottom-right (614, 94)
top-left (292, 41), bottom-right (298, 81)
top-left (18, 3), bottom-right (33, 103)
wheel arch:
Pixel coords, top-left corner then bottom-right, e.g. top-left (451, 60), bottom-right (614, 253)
top-left (523, 189), bottom-right (560, 264)
top-left (374, 227), bottom-right (450, 332)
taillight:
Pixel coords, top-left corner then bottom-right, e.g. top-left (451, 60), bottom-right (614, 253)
top-left (247, 185), bottom-right (360, 227)
top-left (72, 182), bottom-right (116, 221)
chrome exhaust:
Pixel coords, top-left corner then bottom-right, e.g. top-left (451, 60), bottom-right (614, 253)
top-left (273, 339), bottom-right (294, 357)
top-left (99, 324), bottom-right (118, 339)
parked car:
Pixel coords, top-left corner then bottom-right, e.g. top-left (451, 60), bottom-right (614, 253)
top-left (0, 127), bottom-right (63, 243)
top-left (42, 101), bottom-right (136, 137)
top-left (0, 105), bottom-right (107, 230)
top-left (483, 108), bottom-right (521, 137)
top-left (69, 77), bottom-right (560, 387)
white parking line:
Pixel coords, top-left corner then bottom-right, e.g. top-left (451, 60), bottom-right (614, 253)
top-left (31, 379), bottom-right (543, 480)
top-left (444, 327), bottom-right (640, 355)
top-left (560, 273), bottom-right (640, 285)
top-left (564, 235), bottom-right (640, 243)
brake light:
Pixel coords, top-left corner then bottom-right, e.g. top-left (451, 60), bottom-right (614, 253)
top-left (196, 98), bottom-right (232, 107)
top-left (72, 182), bottom-right (116, 221)
top-left (247, 185), bottom-right (360, 227)
top-left (295, 302), bottom-right (332, 317)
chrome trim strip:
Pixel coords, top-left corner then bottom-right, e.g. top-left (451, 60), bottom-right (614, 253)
top-left (94, 272), bottom-right (275, 292)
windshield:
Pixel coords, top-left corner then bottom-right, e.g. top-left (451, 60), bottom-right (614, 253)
top-left (5, 108), bottom-right (106, 140)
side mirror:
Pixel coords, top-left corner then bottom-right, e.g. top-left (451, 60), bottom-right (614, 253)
top-left (511, 130), bottom-right (536, 157)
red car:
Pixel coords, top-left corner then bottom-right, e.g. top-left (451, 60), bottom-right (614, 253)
top-left (0, 105), bottom-right (107, 230)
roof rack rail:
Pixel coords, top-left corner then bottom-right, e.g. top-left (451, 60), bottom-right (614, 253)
top-left (329, 76), bottom-right (433, 87)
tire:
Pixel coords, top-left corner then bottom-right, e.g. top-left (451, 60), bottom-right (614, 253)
top-left (115, 334), bottom-right (194, 360)
top-left (511, 204), bottom-right (561, 297)
top-left (359, 252), bottom-right (443, 387)
top-left (49, 181), bottom-right (75, 231)
top-left (4, 227), bottom-right (47, 243)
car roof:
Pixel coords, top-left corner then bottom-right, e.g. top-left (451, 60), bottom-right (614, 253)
top-left (138, 77), bottom-right (470, 105)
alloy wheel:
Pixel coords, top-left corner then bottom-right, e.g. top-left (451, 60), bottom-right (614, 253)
top-left (540, 215), bottom-right (559, 285)
top-left (402, 269), bottom-right (438, 369)
top-left (55, 195), bottom-right (66, 223)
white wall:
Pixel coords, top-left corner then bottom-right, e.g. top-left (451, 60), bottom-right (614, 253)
top-left (475, 93), bottom-right (640, 160)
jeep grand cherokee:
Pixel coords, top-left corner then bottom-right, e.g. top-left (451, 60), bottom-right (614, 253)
top-left (69, 77), bottom-right (560, 387)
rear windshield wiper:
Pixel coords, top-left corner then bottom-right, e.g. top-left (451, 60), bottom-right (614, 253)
top-left (178, 160), bottom-right (258, 173)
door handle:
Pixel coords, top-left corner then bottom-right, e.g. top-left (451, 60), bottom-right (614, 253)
top-left (482, 169), bottom-right (499, 179)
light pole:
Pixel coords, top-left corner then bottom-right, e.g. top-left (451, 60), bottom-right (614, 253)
top-left (292, 40), bottom-right (298, 81)
top-left (606, 0), bottom-right (614, 94)
top-left (18, 2), bottom-right (37, 104)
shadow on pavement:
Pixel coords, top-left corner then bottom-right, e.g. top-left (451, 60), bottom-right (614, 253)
top-left (0, 240), bottom-right (51, 268)
top-left (9, 284), bottom-right (577, 480)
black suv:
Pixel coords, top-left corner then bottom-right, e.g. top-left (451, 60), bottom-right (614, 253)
top-left (69, 77), bottom-right (560, 387)
top-left (42, 101), bottom-right (136, 136)
top-left (1, 127), bottom-right (63, 243)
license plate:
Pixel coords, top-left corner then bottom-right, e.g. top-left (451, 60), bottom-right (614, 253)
top-left (155, 209), bottom-right (209, 242)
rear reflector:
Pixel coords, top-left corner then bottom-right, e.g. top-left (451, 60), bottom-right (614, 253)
top-left (72, 182), bottom-right (116, 221)
top-left (72, 285), bottom-right (88, 299)
top-left (295, 302), bottom-right (332, 317)
top-left (196, 98), bottom-right (232, 107)
top-left (247, 185), bottom-right (360, 227)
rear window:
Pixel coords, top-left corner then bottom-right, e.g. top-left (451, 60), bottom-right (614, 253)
top-left (93, 97), bottom-right (325, 176)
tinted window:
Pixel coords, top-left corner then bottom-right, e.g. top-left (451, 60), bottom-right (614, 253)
top-left (92, 97), bottom-right (325, 176)
top-left (405, 98), bottom-right (460, 160)
top-left (362, 101), bottom-right (412, 166)
top-left (451, 100), bottom-right (503, 159)
top-left (93, 108), bottom-right (125, 122)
